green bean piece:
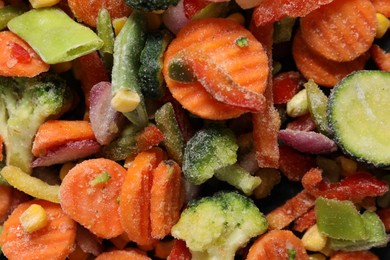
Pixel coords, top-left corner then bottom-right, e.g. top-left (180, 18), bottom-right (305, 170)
top-left (97, 9), bottom-right (114, 71)
top-left (7, 8), bottom-right (103, 64)
top-left (0, 4), bottom-right (27, 31)
top-left (111, 11), bottom-right (148, 127)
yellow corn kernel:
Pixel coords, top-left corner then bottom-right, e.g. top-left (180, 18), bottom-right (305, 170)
top-left (113, 17), bottom-right (128, 36)
top-left (111, 88), bottom-right (140, 113)
top-left (336, 156), bottom-right (357, 176)
top-left (376, 13), bottom-right (390, 39)
top-left (146, 12), bottom-right (162, 31)
top-left (308, 253), bottom-right (327, 260)
top-left (301, 224), bottom-right (328, 252)
top-left (51, 61), bottom-right (72, 74)
top-left (19, 204), bottom-right (48, 233)
top-left (59, 162), bottom-right (76, 180)
top-left (29, 0), bottom-right (60, 8)
top-left (226, 13), bottom-right (246, 26)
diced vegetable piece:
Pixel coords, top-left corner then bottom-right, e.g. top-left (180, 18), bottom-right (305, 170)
top-left (190, 1), bottom-right (232, 21)
top-left (171, 191), bottom-right (268, 260)
top-left (273, 17), bottom-right (296, 43)
top-left (123, 0), bottom-right (180, 12)
top-left (139, 30), bottom-right (173, 99)
top-left (272, 71), bottom-right (301, 105)
top-left (155, 102), bottom-right (185, 164)
top-left (182, 126), bottom-right (238, 185)
top-left (301, 224), bottom-right (327, 252)
top-left (19, 204), bottom-right (48, 233)
top-left (327, 70), bottom-right (390, 167)
top-left (135, 124), bottom-right (164, 152)
top-left (315, 197), bottom-right (367, 240)
top-left (286, 89), bottom-right (309, 117)
top-left (8, 8), bottom-right (103, 64)
top-left (0, 4), bottom-right (27, 31)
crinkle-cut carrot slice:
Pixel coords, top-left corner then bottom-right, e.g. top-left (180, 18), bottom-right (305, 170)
top-left (292, 29), bottom-right (370, 87)
top-left (119, 148), bottom-right (164, 246)
top-left (95, 249), bottom-right (152, 260)
top-left (67, 0), bottom-right (132, 27)
top-left (59, 158), bottom-right (127, 239)
top-left (0, 185), bottom-right (12, 222)
top-left (252, 0), bottom-right (335, 26)
top-left (163, 18), bottom-right (269, 120)
top-left (32, 120), bottom-right (96, 157)
top-left (246, 230), bottom-right (309, 260)
top-left (372, 0), bottom-right (390, 17)
top-left (0, 200), bottom-right (76, 260)
top-left (150, 160), bottom-right (184, 239)
top-left (0, 31), bottom-right (49, 77)
top-left (299, 0), bottom-right (377, 62)
top-left (371, 44), bottom-right (390, 71)
top-left (330, 250), bottom-right (380, 260)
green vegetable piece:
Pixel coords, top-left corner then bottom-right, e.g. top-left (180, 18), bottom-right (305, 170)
top-left (97, 8), bottom-right (115, 71)
top-left (273, 16), bottom-right (296, 44)
top-left (155, 102), bottom-right (184, 164)
top-left (123, 0), bottom-right (179, 12)
top-left (214, 164), bottom-right (262, 196)
top-left (315, 197), bottom-right (367, 241)
top-left (111, 11), bottom-right (148, 127)
top-left (90, 171), bottom-right (111, 186)
top-left (139, 30), bottom-right (173, 99)
top-left (235, 37), bottom-right (249, 47)
top-left (0, 4), bottom-right (27, 31)
top-left (191, 2), bottom-right (234, 21)
top-left (305, 79), bottom-right (331, 136)
top-left (168, 58), bottom-right (197, 83)
top-left (327, 70), bottom-right (390, 167)
top-left (329, 211), bottom-right (388, 251)
top-left (182, 126), bottom-right (238, 185)
top-left (7, 8), bottom-right (104, 64)
top-left (171, 191), bottom-right (268, 260)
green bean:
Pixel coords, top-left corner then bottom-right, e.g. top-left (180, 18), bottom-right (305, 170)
top-left (97, 9), bottom-right (114, 71)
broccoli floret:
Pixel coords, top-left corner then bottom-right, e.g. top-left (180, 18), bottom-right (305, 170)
top-left (0, 74), bottom-right (73, 174)
top-left (123, 0), bottom-right (179, 12)
top-left (171, 191), bottom-right (268, 260)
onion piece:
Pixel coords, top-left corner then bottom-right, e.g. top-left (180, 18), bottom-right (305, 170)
top-left (162, 0), bottom-right (189, 34)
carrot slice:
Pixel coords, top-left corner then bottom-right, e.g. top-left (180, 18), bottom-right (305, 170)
top-left (150, 160), bottom-right (184, 239)
top-left (32, 120), bottom-right (96, 157)
top-left (299, 0), bottom-right (377, 62)
top-left (95, 249), bottom-right (152, 260)
top-left (372, 0), bottom-right (390, 17)
top-left (330, 250), bottom-right (379, 260)
top-left (163, 18), bottom-right (269, 120)
top-left (0, 185), bottom-right (12, 222)
top-left (0, 200), bottom-right (76, 260)
top-left (59, 158), bottom-right (127, 238)
top-left (67, 0), bottom-right (132, 27)
top-left (119, 148), bottom-right (164, 246)
top-left (0, 31), bottom-right (49, 77)
top-left (292, 29), bottom-right (370, 87)
top-left (371, 44), bottom-right (390, 72)
top-left (246, 230), bottom-right (309, 260)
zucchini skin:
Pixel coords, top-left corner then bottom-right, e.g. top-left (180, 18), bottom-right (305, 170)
top-left (123, 0), bottom-right (180, 12)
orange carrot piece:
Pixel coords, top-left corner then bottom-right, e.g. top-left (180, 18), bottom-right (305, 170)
top-left (32, 120), bottom-right (96, 157)
top-left (372, 0), bottom-right (390, 17)
top-left (67, 0), bottom-right (131, 27)
top-left (167, 239), bottom-right (192, 260)
top-left (299, 0), bottom-right (377, 62)
top-left (330, 250), bottom-right (379, 260)
top-left (95, 249), bottom-right (152, 260)
top-left (150, 160), bottom-right (184, 239)
top-left (292, 29), bottom-right (370, 87)
top-left (0, 185), bottom-right (12, 222)
top-left (371, 44), bottom-right (390, 72)
top-left (0, 199), bottom-right (76, 260)
top-left (136, 125), bottom-right (164, 153)
top-left (292, 208), bottom-right (316, 233)
top-left (0, 31), bottom-right (49, 77)
top-left (266, 190), bottom-right (316, 230)
top-left (163, 18), bottom-right (269, 120)
top-left (246, 230), bottom-right (309, 260)
top-left (119, 148), bottom-right (164, 246)
top-left (60, 158), bottom-right (127, 239)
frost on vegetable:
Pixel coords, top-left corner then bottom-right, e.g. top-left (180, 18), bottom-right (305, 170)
top-left (171, 191), bottom-right (268, 260)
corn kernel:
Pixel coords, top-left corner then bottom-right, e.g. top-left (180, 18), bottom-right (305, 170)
top-left (59, 162), bottom-right (76, 180)
top-left (51, 61), bottom-right (72, 74)
top-left (19, 204), bottom-right (48, 233)
top-left (301, 224), bottom-right (328, 252)
top-left (113, 17), bottom-right (128, 36)
top-left (226, 13), bottom-right (245, 26)
top-left (287, 89), bottom-right (309, 117)
top-left (308, 253), bottom-right (327, 260)
top-left (376, 13), bottom-right (390, 39)
top-left (29, 0), bottom-right (60, 8)
top-left (111, 88), bottom-right (140, 113)
top-left (336, 156), bottom-right (357, 176)
top-left (146, 12), bottom-right (162, 31)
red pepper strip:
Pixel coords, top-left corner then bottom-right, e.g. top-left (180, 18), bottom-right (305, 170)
top-left (167, 239), bottom-right (192, 260)
top-left (377, 208), bottom-right (390, 232)
top-left (293, 208), bottom-right (316, 233)
top-left (302, 168), bottom-right (389, 202)
top-left (136, 125), bottom-right (164, 153)
top-left (266, 190), bottom-right (316, 230)
top-left (279, 145), bottom-right (317, 181)
top-left (272, 71), bottom-right (302, 105)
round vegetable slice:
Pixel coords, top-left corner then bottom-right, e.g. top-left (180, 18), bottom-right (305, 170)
top-left (327, 70), bottom-right (390, 167)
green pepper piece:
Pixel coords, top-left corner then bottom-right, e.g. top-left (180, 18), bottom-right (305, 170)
top-left (305, 79), bottom-right (332, 136)
top-left (111, 11), bottom-right (148, 127)
top-left (315, 197), bottom-right (367, 241)
top-left (273, 17), bottom-right (296, 44)
top-left (7, 8), bottom-right (103, 64)
top-left (0, 4), bottom-right (27, 31)
top-left (97, 8), bottom-right (114, 71)
top-left (155, 102), bottom-right (185, 165)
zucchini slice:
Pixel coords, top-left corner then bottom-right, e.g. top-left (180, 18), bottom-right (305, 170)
top-left (327, 70), bottom-right (390, 167)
